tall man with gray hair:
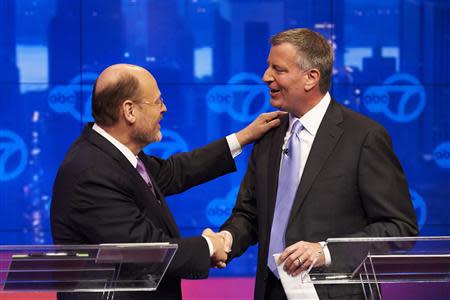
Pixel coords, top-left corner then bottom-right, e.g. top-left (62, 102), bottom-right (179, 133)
top-left (218, 28), bottom-right (418, 299)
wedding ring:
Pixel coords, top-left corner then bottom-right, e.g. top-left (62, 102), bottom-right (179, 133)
top-left (296, 257), bottom-right (303, 265)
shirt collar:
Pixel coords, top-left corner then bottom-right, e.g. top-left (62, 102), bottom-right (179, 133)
top-left (92, 123), bottom-right (138, 167)
top-left (288, 92), bottom-right (331, 136)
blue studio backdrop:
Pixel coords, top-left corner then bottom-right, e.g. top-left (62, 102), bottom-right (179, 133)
top-left (0, 0), bottom-right (449, 277)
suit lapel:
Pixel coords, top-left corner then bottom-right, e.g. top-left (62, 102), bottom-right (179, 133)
top-left (84, 124), bottom-right (134, 174)
top-left (266, 115), bottom-right (290, 228)
top-left (138, 153), bottom-right (181, 238)
top-left (287, 101), bottom-right (344, 228)
top-left (84, 125), bottom-right (179, 237)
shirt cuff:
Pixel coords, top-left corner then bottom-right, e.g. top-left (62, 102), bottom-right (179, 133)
top-left (202, 235), bottom-right (214, 257)
top-left (226, 134), bottom-right (242, 158)
top-left (319, 241), bottom-right (331, 266)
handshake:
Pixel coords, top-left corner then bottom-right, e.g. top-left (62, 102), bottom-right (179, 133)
top-left (202, 228), bottom-right (233, 268)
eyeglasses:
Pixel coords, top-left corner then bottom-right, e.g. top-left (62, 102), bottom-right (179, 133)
top-left (134, 97), bottom-right (165, 109)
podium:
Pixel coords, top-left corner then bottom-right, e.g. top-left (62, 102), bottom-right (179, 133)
top-left (0, 243), bottom-right (177, 298)
top-left (306, 237), bottom-right (450, 300)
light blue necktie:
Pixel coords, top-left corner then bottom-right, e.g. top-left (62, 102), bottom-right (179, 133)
top-left (267, 120), bottom-right (302, 277)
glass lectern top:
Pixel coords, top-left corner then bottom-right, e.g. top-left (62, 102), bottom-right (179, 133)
top-left (308, 236), bottom-right (450, 284)
top-left (0, 243), bottom-right (177, 292)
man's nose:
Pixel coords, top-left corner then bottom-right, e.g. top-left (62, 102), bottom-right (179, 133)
top-left (262, 68), bottom-right (272, 83)
top-left (161, 102), bottom-right (168, 114)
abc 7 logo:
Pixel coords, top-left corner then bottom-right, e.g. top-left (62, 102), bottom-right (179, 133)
top-left (206, 73), bottom-right (270, 122)
top-left (144, 129), bottom-right (189, 158)
top-left (410, 189), bottom-right (427, 230)
top-left (48, 73), bottom-right (98, 122)
top-left (48, 86), bottom-right (77, 113)
top-left (0, 130), bottom-right (28, 182)
top-left (206, 187), bottom-right (238, 226)
top-left (363, 73), bottom-right (426, 123)
top-left (433, 142), bottom-right (450, 169)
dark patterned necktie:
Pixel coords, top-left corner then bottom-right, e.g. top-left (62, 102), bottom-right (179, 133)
top-left (136, 157), bottom-right (157, 197)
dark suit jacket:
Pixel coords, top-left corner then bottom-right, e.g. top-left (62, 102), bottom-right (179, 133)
top-left (51, 123), bottom-right (236, 299)
top-left (221, 100), bottom-right (418, 300)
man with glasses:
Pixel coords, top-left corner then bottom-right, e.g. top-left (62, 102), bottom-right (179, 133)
top-left (50, 63), bottom-right (284, 300)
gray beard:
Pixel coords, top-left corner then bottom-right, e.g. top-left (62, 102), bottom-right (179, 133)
top-left (133, 130), bottom-right (162, 147)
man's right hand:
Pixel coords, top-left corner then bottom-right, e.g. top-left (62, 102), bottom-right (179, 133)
top-left (236, 111), bottom-right (286, 147)
top-left (217, 230), bottom-right (233, 253)
top-left (202, 228), bottom-right (228, 268)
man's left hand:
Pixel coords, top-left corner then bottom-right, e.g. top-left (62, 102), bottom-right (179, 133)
top-left (278, 241), bottom-right (325, 276)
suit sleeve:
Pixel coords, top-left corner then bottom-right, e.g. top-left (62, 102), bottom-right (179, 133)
top-left (65, 166), bottom-right (211, 279)
top-left (327, 126), bottom-right (419, 272)
top-left (147, 138), bottom-right (237, 195)
top-left (349, 126), bottom-right (418, 238)
top-left (220, 142), bottom-right (259, 259)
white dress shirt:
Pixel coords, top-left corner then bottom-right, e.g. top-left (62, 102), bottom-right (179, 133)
top-left (281, 92), bottom-right (332, 265)
top-left (282, 92), bottom-right (331, 181)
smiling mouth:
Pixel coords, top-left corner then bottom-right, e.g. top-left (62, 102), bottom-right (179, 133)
top-left (270, 88), bottom-right (281, 95)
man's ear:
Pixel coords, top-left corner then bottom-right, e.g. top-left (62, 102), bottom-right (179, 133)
top-left (122, 99), bottom-right (137, 124)
top-left (304, 69), bottom-right (320, 92)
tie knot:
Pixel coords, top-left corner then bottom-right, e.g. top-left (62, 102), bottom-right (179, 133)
top-left (136, 157), bottom-right (158, 199)
top-left (291, 120), bottom-right (302, 135)
top-left (136, 157), bottom-right (145, 172)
